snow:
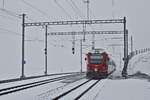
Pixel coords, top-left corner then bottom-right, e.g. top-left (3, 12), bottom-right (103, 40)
top-left (0, 52), bottom-right (150, 100)
top-left (94, 79), bottom-right (150, 100)
top-left (0, 74), bottom-right (73, 89)
top-left (60, 80), bottom-right (97, 100)
top-left (0, 0), bottom-right (150, 100)
top-left (1, 77), bottom-right (150, 100)
top-left (0, 73), bottom-right (86, 100)
top-left (128, 52), bottom-right (150, 76)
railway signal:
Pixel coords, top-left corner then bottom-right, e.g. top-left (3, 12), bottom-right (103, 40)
top-left (72, 47), bottom-right (75, 54)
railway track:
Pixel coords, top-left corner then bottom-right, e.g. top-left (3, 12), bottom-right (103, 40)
top-left (36, 75), bottom-right (87, 100)
top-left (52, 79), bottom-right (101, 100)
top-left (51, 71), bottom-right (114, 100)
top-left (74, 80), bottom-right (100, 100)
top-left (0, 72), bottom-right (81, 84)
top-left (0, 73), bottom-right (83, 96)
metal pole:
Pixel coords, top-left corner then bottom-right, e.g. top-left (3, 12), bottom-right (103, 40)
top-left (126, 30), bottom-right (128, 57)
top-left (122, 16), bottom-right (128, 77)
top-left (131, 36), bottom-right (133, 53)
top-left (80, 39), bottom-right (83, 72)
top-left (87, 0), bottom-right (89, 20)
top-left (83, 24), bottom-right (86, 41)
top-left (45, 25), bottom-right (48, 75)
top-left (2, 0), bottom-right (4, 9)
top-left (21, 14), bottom-right (26, 78)
top-left (92, 32), bottom-right (95, 50)
top-left (120, 53), bottom-right (122, 68)
top-left (123, 16), bottom-right (126, 61)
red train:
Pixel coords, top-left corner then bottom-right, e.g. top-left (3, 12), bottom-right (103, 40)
top-left (86, 49), bottom-right (116, 79)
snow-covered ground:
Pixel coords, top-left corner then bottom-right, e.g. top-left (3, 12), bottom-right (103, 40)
top-left (0, 52), bottom-right (150, 100)
top-left (0, 73), bottom-right (78, 90)
top-left (0, 0), bottom-right (150, 100)
top-left (128, 52), bottom-right (150, 76)
top-left (83, 79), bottom-right (150, 100)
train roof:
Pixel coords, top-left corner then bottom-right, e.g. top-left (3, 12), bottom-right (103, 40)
top-left (89, 48), bottom-right (106, 54)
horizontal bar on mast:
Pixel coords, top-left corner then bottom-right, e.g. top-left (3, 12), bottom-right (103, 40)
top-left (24, 19), bottom-right (124, 27)
top-left (48, 31), bottom-right (124, 35)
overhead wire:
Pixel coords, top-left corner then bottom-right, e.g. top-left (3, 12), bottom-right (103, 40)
top-left (0, 8), bottom-right (21, 19)
top-left (0, 14), bottom-right (18, 21)
top-left (54, 0), bottom-right (83, 51)
top-left (0, 27), bottom-right (45, 43)
top-left (0, 27), bottom-right (21, 36)
top-left (0, 0), bottom-right (66, 48)
top-left (112, 0), bottom-right (115, 18)
top-left (0, 27), bottom-right (38, 39)
top-left (65, 0), bottom-right (82, 19)
top-left (70, 0), bottom-right (85, 19)
top-left (63, 0), bottom-right (96, 50)
top-left (21, 0), bottom-right (51, 20)
top-left (54, 0), bottom-right (72, 20)
top-left (0, 8), bottom-right (33, 22)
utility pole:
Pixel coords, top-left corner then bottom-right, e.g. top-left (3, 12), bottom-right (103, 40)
top-left (111, 0), bottom-right (115, 18)
top-left (92, 32), bottom-right (95, 50)
top-left (72, 32), bottom-right (75, 54)
top-left (84, 0), bottom-right (95, 50)
top-left (83, 23), bottom-right (86, 41)
top-left (84, 0), bottom-right (90, 20)
top-left (44, 25), bottom-right (48, 75)
top-left (2, 0), bottom-right (5, 9)
top-left (21, 14), bottom-right (26, 78)
top-left (119, 52), bottom-right (122, 69)
top-left (83, 0), bottom-right (90, 42)
top-left (123, 17), bottom-right (127, 60)
top-left (122, 17), bottom-right (129, 78)
top-left (80, 39), bottom-right (83, 72)
top-left (131, 36), bottom-right (133, 53)
top-left (87, 0), bottom-right (89, 20)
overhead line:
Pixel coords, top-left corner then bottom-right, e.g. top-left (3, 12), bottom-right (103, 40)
top-left (0, 8), bottom-right (20, 19)
top-left (0, 27), bottom-right (21, 36)
top-left (54, 0), bottom-right (82, 37)
top-left (70, 0), bottom-right (85, 19)
top-left (0, 27), bottom-right (43, 42)
top-left (65, 0), bottom-right (83, 19)
top-left (0, 14), bottom-right (18, 21)
top-left (69, 0), bottom-right (96, 47)
top-left (48, 31), bottom-right (124, 35)
top-left (24, 19), bottom-right (124, 27)
top-left (54, 0), bottom-right (72, 20)
top-left (21, 0), bottom-right (51, 20)
top-left (0, 8), bottom-right (34, 22)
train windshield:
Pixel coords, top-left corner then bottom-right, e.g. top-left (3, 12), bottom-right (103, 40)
top-left (90, 54), bottom-right (103, 64)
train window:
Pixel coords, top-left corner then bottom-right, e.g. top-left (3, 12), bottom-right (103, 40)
top-left (90, 54), bottom-right (102, 64)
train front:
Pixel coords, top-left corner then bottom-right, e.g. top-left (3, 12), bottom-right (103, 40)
top-left (86, 51), bottom-right (109, 79)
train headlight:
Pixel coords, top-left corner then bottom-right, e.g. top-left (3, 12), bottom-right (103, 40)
top-left (94, 68), bottom-right (98, 72)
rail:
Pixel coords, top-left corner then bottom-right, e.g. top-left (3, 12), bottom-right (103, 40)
top-left (0, 73), bottom-right (82, 96)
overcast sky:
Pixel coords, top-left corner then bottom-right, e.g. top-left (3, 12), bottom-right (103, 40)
top-left (0, 0), bottom-right (149, 79)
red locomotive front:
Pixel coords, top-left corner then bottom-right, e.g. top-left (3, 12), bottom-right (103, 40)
top-left (86, 49), bottom-right (116, 78)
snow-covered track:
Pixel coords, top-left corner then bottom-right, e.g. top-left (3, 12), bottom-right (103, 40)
top-left (74, 80), bottom-right (100, 100)
top-left (52, 79), bottom-right (101, 100)
top-left (52, 79), bottom-right (91, 100)
top-left (0, 73), bottom-right (82, 96)
top-left (0, 72), bottom-right (81, 84)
